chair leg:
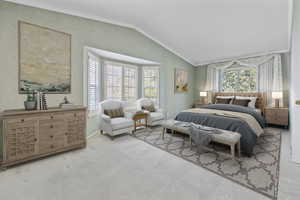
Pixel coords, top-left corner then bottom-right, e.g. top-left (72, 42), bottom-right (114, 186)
top-left (100, 130), bottom-right (103, 135)
top-left (162, 128), bottom-right (165, 139)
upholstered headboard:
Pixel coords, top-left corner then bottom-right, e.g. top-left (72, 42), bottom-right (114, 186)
top-left (213, 92), bottom-right (267, 113)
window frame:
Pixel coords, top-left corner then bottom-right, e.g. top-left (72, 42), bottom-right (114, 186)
top-left (142, 66), bottom-right (160, 106)
top-left (103, 60), bottom-right (138, 102)
top-left (86, 52), bottom-right (101, 116)
top-left (220, 66), bottom-right (258, 92)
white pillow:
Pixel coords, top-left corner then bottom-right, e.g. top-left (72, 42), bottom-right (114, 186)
top-left (216, 96), bottom-right (234, 99)
top-left (235, 96), bottom-right (257, 108)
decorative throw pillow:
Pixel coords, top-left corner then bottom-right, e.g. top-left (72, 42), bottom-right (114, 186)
top-left (142, 105), bottom-right (156, 112)
top-left (232, 99), bottom-right (251, 107)
top-left (104, 108), bottom-right (124, 118)
top-left (215, 98), bottom-right (232, 104)
top-left (235, 96), bottom-right (257, 108)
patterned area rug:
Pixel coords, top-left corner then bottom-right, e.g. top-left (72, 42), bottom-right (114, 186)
top-left (133, 126), bottom-right (281, 200)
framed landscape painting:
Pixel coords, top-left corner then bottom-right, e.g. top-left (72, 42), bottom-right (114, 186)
top-left (19, 21), bottom-right (71, 93)
top-left (175, 68), bottom-right (189, 93)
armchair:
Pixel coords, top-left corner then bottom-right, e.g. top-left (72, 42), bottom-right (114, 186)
top-left (136, 98), bottom-right (165, 126)
top-left (99, 100), bottom-right (134, 137)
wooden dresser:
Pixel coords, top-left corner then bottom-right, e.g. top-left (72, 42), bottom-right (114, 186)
top-left (264, 107), bottom-right (289, 128)
top-left (0, 107), bottom-right (86, 168)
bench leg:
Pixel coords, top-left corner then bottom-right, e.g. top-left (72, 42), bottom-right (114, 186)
top-left (231, 144), bottom-right (235, 160)
top-left (237, 141), bottom-right (241, 157)
top-left (162, 128), bottom-right (165, 139)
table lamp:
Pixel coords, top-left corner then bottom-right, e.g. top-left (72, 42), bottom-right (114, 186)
top-left (200, 91), bottom-right (207, 104)
top-left (272, 91), bottom-right (282, 108)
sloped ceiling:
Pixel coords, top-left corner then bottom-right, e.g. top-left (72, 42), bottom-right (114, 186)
top-left (5, 0), bottom-right (289, 66)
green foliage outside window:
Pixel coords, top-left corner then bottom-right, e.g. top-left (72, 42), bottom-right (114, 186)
top-left (221, 68), bottom-right (257, 92)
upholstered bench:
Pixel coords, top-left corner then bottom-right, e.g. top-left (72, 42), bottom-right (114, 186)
top-left (161, 120), bottom-right (241, 159)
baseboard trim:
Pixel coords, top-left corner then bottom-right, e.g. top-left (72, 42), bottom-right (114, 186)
top-left (87, 130), bottom-right (100, 139)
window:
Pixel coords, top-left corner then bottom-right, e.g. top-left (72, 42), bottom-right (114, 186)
top-left (104, 61), bottom-right (137, 102)
top-left (220, 67), bottom-right (257, 92)
top-left (87, 53), bottom-right (100, 111)
top-left (142, 67), bottom-right (160, 105)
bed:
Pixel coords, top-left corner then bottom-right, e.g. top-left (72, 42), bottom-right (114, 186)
top-left (175, 92), bottom-right (267, 156)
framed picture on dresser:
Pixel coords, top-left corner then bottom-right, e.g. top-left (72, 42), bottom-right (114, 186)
top-left (18, 21), bottom-right (71, 94)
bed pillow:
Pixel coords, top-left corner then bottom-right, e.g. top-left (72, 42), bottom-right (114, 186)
top-left (232, 99), bottom-right (251, 107)
top-left (215, 98), bottom-right (232, 104)
top-left (235, 96), bottom-right (257, 108)
top-left (215, 96), bottom-right (234, 104)
top-left (104, 108), bottom-right (124, 118)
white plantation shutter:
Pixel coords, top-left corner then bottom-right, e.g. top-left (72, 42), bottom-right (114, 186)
top-left (87, 53), bottom-right (100, 111)
top-left (142, 67), bottom-right (160, 105)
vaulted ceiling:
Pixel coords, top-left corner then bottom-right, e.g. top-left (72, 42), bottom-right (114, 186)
top-left (6, 0), bottom-right (290, 66)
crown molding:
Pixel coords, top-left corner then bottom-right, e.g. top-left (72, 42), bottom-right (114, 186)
top-left (195, 49), bottom-right (290, 66)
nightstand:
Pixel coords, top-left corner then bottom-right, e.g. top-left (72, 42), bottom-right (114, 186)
top-left (264, 107), bottom-right (289, 128)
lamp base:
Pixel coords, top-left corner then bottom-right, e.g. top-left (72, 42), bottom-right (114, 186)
top-left (275, 99), bottom-right (280, 108)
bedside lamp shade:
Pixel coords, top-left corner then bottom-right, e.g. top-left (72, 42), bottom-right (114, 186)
top-left (200, 92), bottom-right (207, 97)
top-left (272, 92), bottom-right (283, 99)
top-left (272, 91), bottom-right (282, 108)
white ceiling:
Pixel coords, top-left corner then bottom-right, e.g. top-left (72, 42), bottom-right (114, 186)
top-left (6, 0), bottom-right (290, 66)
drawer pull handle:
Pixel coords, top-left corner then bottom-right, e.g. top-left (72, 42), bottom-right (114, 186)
top-left (51, 116), bottom-right (54, 119)
top-left (34, 138), bottom-right (37, 142)
top-left (21, 119), bottom-right (24, 122)
top-left (50, 125), bottom-right (54, 128)
top-left (50, 135), bottom-right (54, 138)
top-left (65, 132), bottom-right (68, 136)
top-left (50, 145), bottom-right (54, 148)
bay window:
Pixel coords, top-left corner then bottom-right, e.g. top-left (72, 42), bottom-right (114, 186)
top-left (142, 67), bottom-right (160, 105)
top-left (103, 61), bottom-right (138, 102)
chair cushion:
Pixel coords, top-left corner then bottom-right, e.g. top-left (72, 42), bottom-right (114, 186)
top-left (111, 118), bottom-right (133, 130)
top-left (149, 112), bottom-right (164, 121)
top-left (142, 105), bottom-right (156, 112)
top-left (104, 108), bottom-right (124, 118)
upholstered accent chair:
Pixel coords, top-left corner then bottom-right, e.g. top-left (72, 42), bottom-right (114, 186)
top-left (136, 98), bottom-right (165, 126)
top-left (99, 100), bottom-right (134, 137)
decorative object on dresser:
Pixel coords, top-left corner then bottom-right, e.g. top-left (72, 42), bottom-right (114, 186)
top-left (59, 96), bottom-right (74, 109)
top-left (41, 93), bottom-right (48, 110)
top-left (19, 21), bottom-right (71, 94)
top-left (272, 91), bottom-right (283, 108)
top-left (24, 90), bottom-right (37, 110)
top-left (0, 107), bottom-right (86, 168)
top-left (264, 107), bottom-right (289, 128)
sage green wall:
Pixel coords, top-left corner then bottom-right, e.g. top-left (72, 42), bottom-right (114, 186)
top-left (0, 1), bottom-right (195, 136)
top-left (194, 53), bottom-right (290, 106)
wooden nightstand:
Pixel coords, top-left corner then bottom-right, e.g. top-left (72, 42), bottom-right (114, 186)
top-left (264, 107), bottom-right (289, 128)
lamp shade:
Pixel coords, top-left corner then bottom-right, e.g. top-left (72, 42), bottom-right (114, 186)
top-left (200, 91), bottom-right (207, 97)
top-left (272, 91), bottom-right (283, 99)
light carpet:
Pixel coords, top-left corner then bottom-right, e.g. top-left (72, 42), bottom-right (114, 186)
top-left (133, 127), bottom-right (281, 200)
